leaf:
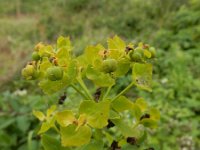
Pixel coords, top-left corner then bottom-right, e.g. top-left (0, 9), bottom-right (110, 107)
top-left (47, 105), bottom-right (57, 117)
top-left (108, 35), bottom-right (126, 52)
top-left (40, 57), bottom-right (53, 71)
top-left (135, 98), bottom-right (148, 112)
top-left (114, 58), bottom-right (130, 77)
top-left (109, 109), bottom-right (120, 119)
top-left (41, 134), bottom-right (60, 150)
top-left (149, 108), bottom-right (160, 121)
top-left (57, 36), bottom-right (71, 50)
top-left (80, 140), bottom-right (104, 150)
top-left (140, 118), bottom-right (158, 129)
top-left (130, 104), bottom-right (142, 122)
top-left (38, 122), bottom-right (51, 134)
top-left (33, 110), bottom-right (45, 121)
top-left (60, 124), bottom-right (91, 147)
top-left (79, 100), bottom-right (110, 128)
top-left (56, 110), bottom-right (76, 127)
top-left (111, 119), bottom-right (140, 137)
top-left (111, 96), bottom-right (133, 112)
top-left (16, 116), bottom-right (30, 133)
top-left (39, 74), bottom-right (69, 94)
top-left (38, 117), bottom-right (56, 134)
top-left (84, 45), bottom-right (103, 65)
top-left (86, 66), bottom-right (115, 87)
top-left (132, 63), bottom-right (152, 91)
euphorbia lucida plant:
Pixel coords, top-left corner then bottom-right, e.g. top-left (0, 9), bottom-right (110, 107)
top-left (22, 36), bottom-right (160, 149)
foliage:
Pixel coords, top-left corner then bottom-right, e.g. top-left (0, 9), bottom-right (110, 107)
top-left (22, 36), bottom-right (159, 149)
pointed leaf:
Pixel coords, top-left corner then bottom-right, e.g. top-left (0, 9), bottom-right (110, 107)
top-left (33, 110), bottom-right (45, 121)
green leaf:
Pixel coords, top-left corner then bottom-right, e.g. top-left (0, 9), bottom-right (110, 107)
top-left (41, 134), bottom-right (60, 150)
top-left (60, 124), bottom-right (91, 147)
top-left (38, 117), bottom-right (56, 134)
top-left (47, 105), bottom-right (57, 117)
top-left (149, 108), bottom-right (160, 121)
top-left (40, 57), bottom-right (53, 71)
top-left (111, 119), bottom-right (140, 137)
top-left (80, 140), bottom-right (104, 150)
top-left (56, 110), bottom-right (76, 127)
top-left (140, 118), bottom-right (158, 129)
top-left (57, 36), bottom-right (71, 50)
top-left (32, 110), bottom-right (45, 121)
top-left (130, 104), bottom-right (142, 122)
top-left (111, 96), bottom-right (133, 112)
top-left (86, 66), bottom-right (115, 87)
top-left (114, 59), bottom-right (130, 77)
top-left (108, 35), bottom-right (126, 52)
top-left (109, 109), bottom-right (120, 119)
top-left (132, 63), bottom-right (152, 91)
top-left (79, 100), bottom-right (110, 128)
top-left (38, 122), bottom-right (51, 134)
top-left (39, 74), bottom-right (69, 94)
top-left (135, 98), bottom-right (148, 112)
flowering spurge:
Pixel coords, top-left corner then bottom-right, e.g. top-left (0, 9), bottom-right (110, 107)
top-left (23, 36), bottom-right (160, 149)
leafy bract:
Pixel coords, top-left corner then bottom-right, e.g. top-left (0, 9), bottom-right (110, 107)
top-left (86, 65), bottom-right (115, 87)
top-left (132, 63), bottom-right (152, 91)
top-left (79, 100), bottom-right (110, 128)
top-left (56, 110), bottom-right (76, 127)
top-left (60, 124), bottom-right (91, 147)
top-left (111, 96), bottom-right (133, 112)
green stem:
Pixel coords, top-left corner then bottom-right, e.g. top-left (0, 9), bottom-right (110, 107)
top-left (28, 131), bottom-right (33, 150)
top-left (133, 121), bottom-right (140, 129)
top-left (70, 84), bottom-right (88, 100)
top-left (102, 86), bottom-right (112, 101)
top-left (53, 125), bottom-right (60, 133)
top-left (76, 77), bottom-right (93, 100)
top-left (112, 82), bottom-right (134, 101)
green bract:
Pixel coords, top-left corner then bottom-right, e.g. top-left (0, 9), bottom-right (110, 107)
top-left (22, 64), bottom-right (38, 80)
top-left (46, 66), bottom-right (63, 81)
top-left (23, 35), bottom-right (159, 149)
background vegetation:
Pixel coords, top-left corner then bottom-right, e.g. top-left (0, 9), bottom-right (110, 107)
top-left (0, 0), bottom-right (199, 149)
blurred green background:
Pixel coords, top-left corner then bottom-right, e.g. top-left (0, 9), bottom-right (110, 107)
top-left (0, 0), bottom-right (200, 149)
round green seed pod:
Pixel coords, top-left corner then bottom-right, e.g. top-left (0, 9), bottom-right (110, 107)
top-left (102, 59), bottom-right (117, 73)
top-left (149, 47), bottom-right (156, 58)
top-left (130, 51), bottom-right (142, 62)
top-left (46, 66), bottom-right (63, 81)
top-left (32, 52), bottom-right (40, 61)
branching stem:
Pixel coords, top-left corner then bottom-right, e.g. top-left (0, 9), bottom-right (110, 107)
top-left (112, 82), bottom-right (134, 101)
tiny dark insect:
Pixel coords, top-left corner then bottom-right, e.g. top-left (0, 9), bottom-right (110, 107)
top-left (126, 137), bottom-right (137, 145)
top-left (110, 140), bottom-right (121, 150)
top-left (140, 113), bottom-right (150, 120)
top-left (125, 46), bottom-right (133, 53)
top-left (107, 119), bottom-right (115, 128)
top-left (94, 88), bottom-right (101, 102)
top-left (58, 92), bottom-right (67, 104)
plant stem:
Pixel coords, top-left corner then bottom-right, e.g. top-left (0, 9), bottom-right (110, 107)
top-left (112, 82), bottom-right (134, 101)
top-left (102, 86), bottom-right (112, 101)
top-left (76, 77), bottom-right (93, 100)
top-left (53, 125), bottom-right (60, 133)
top-left (70, 84), bottom-right (88, 100)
